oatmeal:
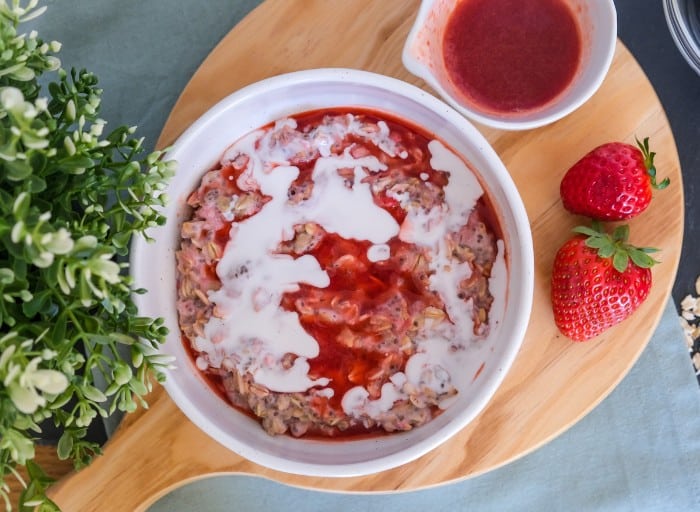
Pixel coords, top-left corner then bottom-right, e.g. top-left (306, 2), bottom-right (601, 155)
top-left (176, 109), bottom-right (507, 437)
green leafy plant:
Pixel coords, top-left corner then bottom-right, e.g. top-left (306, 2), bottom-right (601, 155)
top-left (0, 1), bottom-right (174, 509)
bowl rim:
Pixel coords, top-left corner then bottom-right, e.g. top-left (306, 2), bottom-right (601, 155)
top-left (130, 67), bottom-right (535, 476)
top-left (401, 0), bottom-right (618, 130)
top-left (663, 0), bottom-right (700, 75)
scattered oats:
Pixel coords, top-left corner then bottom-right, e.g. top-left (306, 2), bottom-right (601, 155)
top-left (681, 294), bottom-right (697, 312)
top-left (682, 310), bottom-right (696, 321)
top-left (683, 328), bottom-right (694, 349)
top-left (680, 315), bottom-right (691, 329)
top-left (677, 277), bottom-right (700, 372)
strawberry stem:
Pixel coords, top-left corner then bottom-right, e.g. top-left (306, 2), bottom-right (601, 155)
top-left (572, 221), bottom-right (659, 273)
top-left (636, 136), bottom-right (670, 190)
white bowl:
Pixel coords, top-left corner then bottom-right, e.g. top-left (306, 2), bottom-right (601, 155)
top-left (130, 68), bottom-right (534, 477)
top-left (402, 0), bottom-right (617, 130)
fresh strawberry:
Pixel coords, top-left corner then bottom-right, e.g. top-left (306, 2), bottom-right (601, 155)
top-left (560, 137), bottom-right (669, 221)
top-left (551, 222), bottom-right (658, 341)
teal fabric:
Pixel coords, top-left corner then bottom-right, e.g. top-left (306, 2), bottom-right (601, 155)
top-left (33, 2), bottom-right (700, 510)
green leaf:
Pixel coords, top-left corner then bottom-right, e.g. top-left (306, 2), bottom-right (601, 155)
top-left (612, 224), bottom-right (629, 243)
top-left (49, 388), bottom-right (73, 410)
top-left (58, 154), bottom-right (94, 171)
top-left (129, 378), bottom-right (148, 396)
top-left (598, 245), bottom-right (615, 258)
top-left (21, 289), bottom-right (51, 317)
top-left (89, 334), bottom-right (114, 346)
top-left (25, 174), bottom-right (47, 193)
top-left (12, 191), bottom-right (30, 218)
top-left (612, 249), bottom-right (629, 273)
top-left (78, 274), bottom-right (92, 307)
top-left (0, 189), bottom-right (15, 211)
top-left (585, 237), bottom-right (608, 249)
top-left (636, 136), bottom-right (670, 190)
top-left (572, 225), bottom-right (599, 237)
top-left (4, 158), bottom-right (33, 180)
top-left (56, 431), bottom-right (73, 460)
top-left (0, 268), bottom-right (14, 284)
top-left (51, 311), bottom-right (67, 346)
top-left (81, 385), bottom-right (107, 403)
top-left (112, 231), bottom-right (132, 250)
top-left (628, 248), bottom-right (658, 268)
top-left (25, 460), bottom-right (54, 484)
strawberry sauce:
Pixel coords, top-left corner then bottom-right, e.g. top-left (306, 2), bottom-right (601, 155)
top-left (442, 0), bottom-right (582, 114)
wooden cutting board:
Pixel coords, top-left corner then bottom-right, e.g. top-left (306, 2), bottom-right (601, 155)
top-left (49, 0), bottom-right (684, 510)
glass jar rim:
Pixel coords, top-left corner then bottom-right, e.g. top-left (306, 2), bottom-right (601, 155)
top-left (664, 0), bottom-right (700, 75)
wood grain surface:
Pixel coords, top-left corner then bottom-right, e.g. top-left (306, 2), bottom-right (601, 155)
top-left (48, 0), bottom-right (684, 510)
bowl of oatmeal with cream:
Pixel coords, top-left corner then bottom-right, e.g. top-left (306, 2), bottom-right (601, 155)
top-left (131, 68), bottom-right (534, 476)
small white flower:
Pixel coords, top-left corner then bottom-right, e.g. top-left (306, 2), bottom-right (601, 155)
top-left (64, 265), bottom-right (76, 290)
top-left (90, 258), bottom-right (121, 284)
top-left (74, 235), bottom-right (97, 251)
top-left (10, 220), bottom-right (24, 244)
top-left (3, 363), bottom-right (21, 387)
top-left (8, 382), bottom-right (45, 414)
top-left (64, 99), bottom-right (76, 121)
top-left (139, 205), bottom-right (154, 217)
top-left (0, 87), bottom-right (24, 110)
top-left (34, 97), bottom-right (48, 112)
top-left (0, 345), bottom-right (16, 369)
top-left (33, 251), bottom-right (54, 268)
top-left (90, 119), bottom-right (105, 137)
top-left (41, 349), bottom-right (57, 360)
top-left (11, 191), bottom-right (28, 216)
top-left (44, 228), bottom-right (74, 255)
top-left (45, 55), bottom-right (60, 71)
top-left (6, 356), bottom-right (69, 414)
top-left (22, 103), bottom-right (37, 119)
top-left (30, 369), bottom-right (69, 394)
top-left (63, 134), bottom-right (76, 155)
top-left (10, 65), bottom-right (34, 81)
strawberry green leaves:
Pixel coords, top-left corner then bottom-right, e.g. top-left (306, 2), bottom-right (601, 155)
top-left (636, 136), bottom-right (670, 191)
top-left (573, 222), bottom-right (659, 273)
